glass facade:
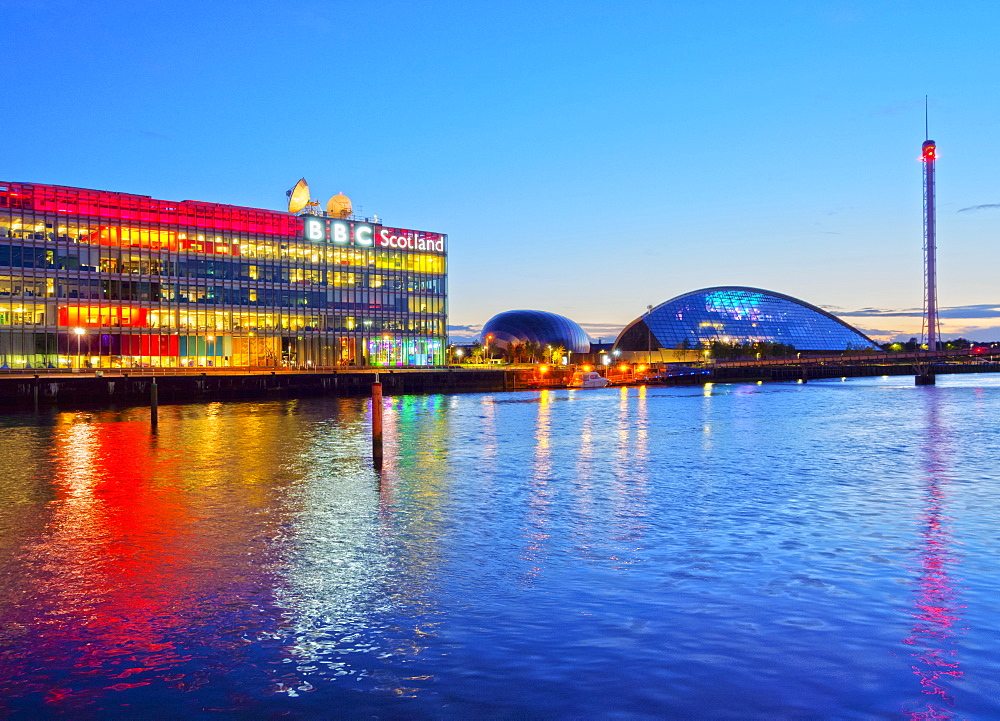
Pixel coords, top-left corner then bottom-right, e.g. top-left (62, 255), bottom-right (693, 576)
top-left (0, 181), bottom-right (447, 369)
top-left (615, 287), bottom-right (879, 352)
top-left (481, 310), bottom-right (591, 353)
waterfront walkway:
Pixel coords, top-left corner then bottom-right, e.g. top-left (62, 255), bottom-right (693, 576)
top-left (1, 351), bottom-right (997, 409)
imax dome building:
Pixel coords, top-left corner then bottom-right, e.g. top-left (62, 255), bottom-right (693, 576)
top-left (614, 287), bottom-right (879, 353)
top-left (481, 310), bottom-right (591, 353)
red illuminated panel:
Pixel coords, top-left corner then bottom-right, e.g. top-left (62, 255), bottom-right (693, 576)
top-left (0, 182), bottom-right (303, 238)
top-left (78, 226), bottom-right (241, 256)
top-left (120, 334), bottom-right (179, 356)
top-left (84, 226), bottom-right (180, 250)
top-left (58, 305), bottom-right (150, 328)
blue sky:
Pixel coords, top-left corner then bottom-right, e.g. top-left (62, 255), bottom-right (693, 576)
top-left (4, 0), bottom-right (1000, 343)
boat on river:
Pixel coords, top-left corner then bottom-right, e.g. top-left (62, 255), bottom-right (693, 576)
top-left (568, 370), bottom-right (609, 388)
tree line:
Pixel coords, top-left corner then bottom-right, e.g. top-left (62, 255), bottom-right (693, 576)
top-left (694, 340), bottom-right (798, 360)
top-left (459, 339), bottom-right (570, 364)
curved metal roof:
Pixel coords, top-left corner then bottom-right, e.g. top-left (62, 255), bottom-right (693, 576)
top-left (482, 310), bottom-right (592, 354)
top-left (614, 286), bottom-right (880, 352)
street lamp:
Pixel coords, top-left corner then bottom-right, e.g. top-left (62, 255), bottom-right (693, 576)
top-left (72, 327), bottom-right (85, 369)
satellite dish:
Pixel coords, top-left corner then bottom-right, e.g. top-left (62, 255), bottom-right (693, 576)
top-left (327, 192), bottom-right (352, 219)
top-left (287, 178), bottom-right (310, 214)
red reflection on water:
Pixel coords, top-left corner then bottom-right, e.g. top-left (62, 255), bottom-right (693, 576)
top-left (30, 418), bottom-right (194, 708)
top-left (901, 394), bottom-right (965, 720)
top-left (1, 405), bottom-right (350, 715)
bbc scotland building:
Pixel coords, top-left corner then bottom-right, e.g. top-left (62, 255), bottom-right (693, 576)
top-left (0, 181), bottom-right (447, 369)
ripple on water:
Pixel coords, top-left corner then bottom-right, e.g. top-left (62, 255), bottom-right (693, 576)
top-left (0, 377), bottom-right (1000, 717)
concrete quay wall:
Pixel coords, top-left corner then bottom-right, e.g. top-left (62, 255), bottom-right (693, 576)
top-left (4, 362), bottom-right (998, 410)
top-left (0, 369), bottom-right (515, 409)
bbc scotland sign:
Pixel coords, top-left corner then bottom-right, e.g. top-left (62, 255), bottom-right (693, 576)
top-left (303, 217), bottom-right (445, 253)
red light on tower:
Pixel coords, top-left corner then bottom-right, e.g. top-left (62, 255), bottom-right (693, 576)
top-left (921, 140), bottom-right (937, 162)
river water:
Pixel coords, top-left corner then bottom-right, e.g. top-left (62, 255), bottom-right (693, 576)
top-left (1, 375), bottom-right (999, 719)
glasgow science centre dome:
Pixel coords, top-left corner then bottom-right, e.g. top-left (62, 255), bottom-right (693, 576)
top-left (481, 310), bottom-right (592, 354)
top-left (614, 287), bottom-right (880, 353)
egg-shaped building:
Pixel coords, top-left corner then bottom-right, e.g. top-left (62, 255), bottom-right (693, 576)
top-left (614, 287), bottom-right (879, 353)
top-left (481, 310), bottom-right (591, 354)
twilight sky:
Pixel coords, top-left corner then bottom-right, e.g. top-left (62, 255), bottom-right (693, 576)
top-left (3, 0), bottom-right (999, 343)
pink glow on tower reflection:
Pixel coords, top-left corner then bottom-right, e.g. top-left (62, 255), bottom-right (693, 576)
top-left (902, 393), bottom-right (965, 720)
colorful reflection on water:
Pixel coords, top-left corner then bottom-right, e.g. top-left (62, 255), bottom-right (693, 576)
top-left (2, 376), bottom-right (1000, 717)
top-left (903, 389), bottom-right (965, 720)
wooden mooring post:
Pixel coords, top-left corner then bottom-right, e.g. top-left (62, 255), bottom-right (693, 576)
top-left (915, 362), bottom-right (936, 385)
top-left (150, 379), bottom-right (159, 428)
top-left (371, 374), bottom-right (383, 467)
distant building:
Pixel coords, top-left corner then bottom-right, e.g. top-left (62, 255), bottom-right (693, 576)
top-left (481, 310), bottom-right (591, 354)
top-left (614, 286), bottom-right (879, 358)
top-left (0, 181), bottom-right (447, 369)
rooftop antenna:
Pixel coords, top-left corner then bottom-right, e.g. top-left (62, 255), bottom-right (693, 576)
top-left (287, 178), bottom-right (310, 214)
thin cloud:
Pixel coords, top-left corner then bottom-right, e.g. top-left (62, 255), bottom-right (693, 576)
top-left (890, 324), bottom-right (1000, 343)
top-left (834, 307), bottom-right (924, 318)
top-left (874, 98), bottom-right (925, 117)
top-left (937, 304), bottom-right (1000, 319)
top-left (833, 303), bottom-right (1000, 320)
top-left (578, 323), bottom-right (628, 342)
top-left (958, 203), bottom-right (1000, 213)
top-left (857, 327), bottom-right (906, 338)
top-left (941, 324), bottom-right (1000, 341)
top-left (448, 324), bottom-right (482, 343)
